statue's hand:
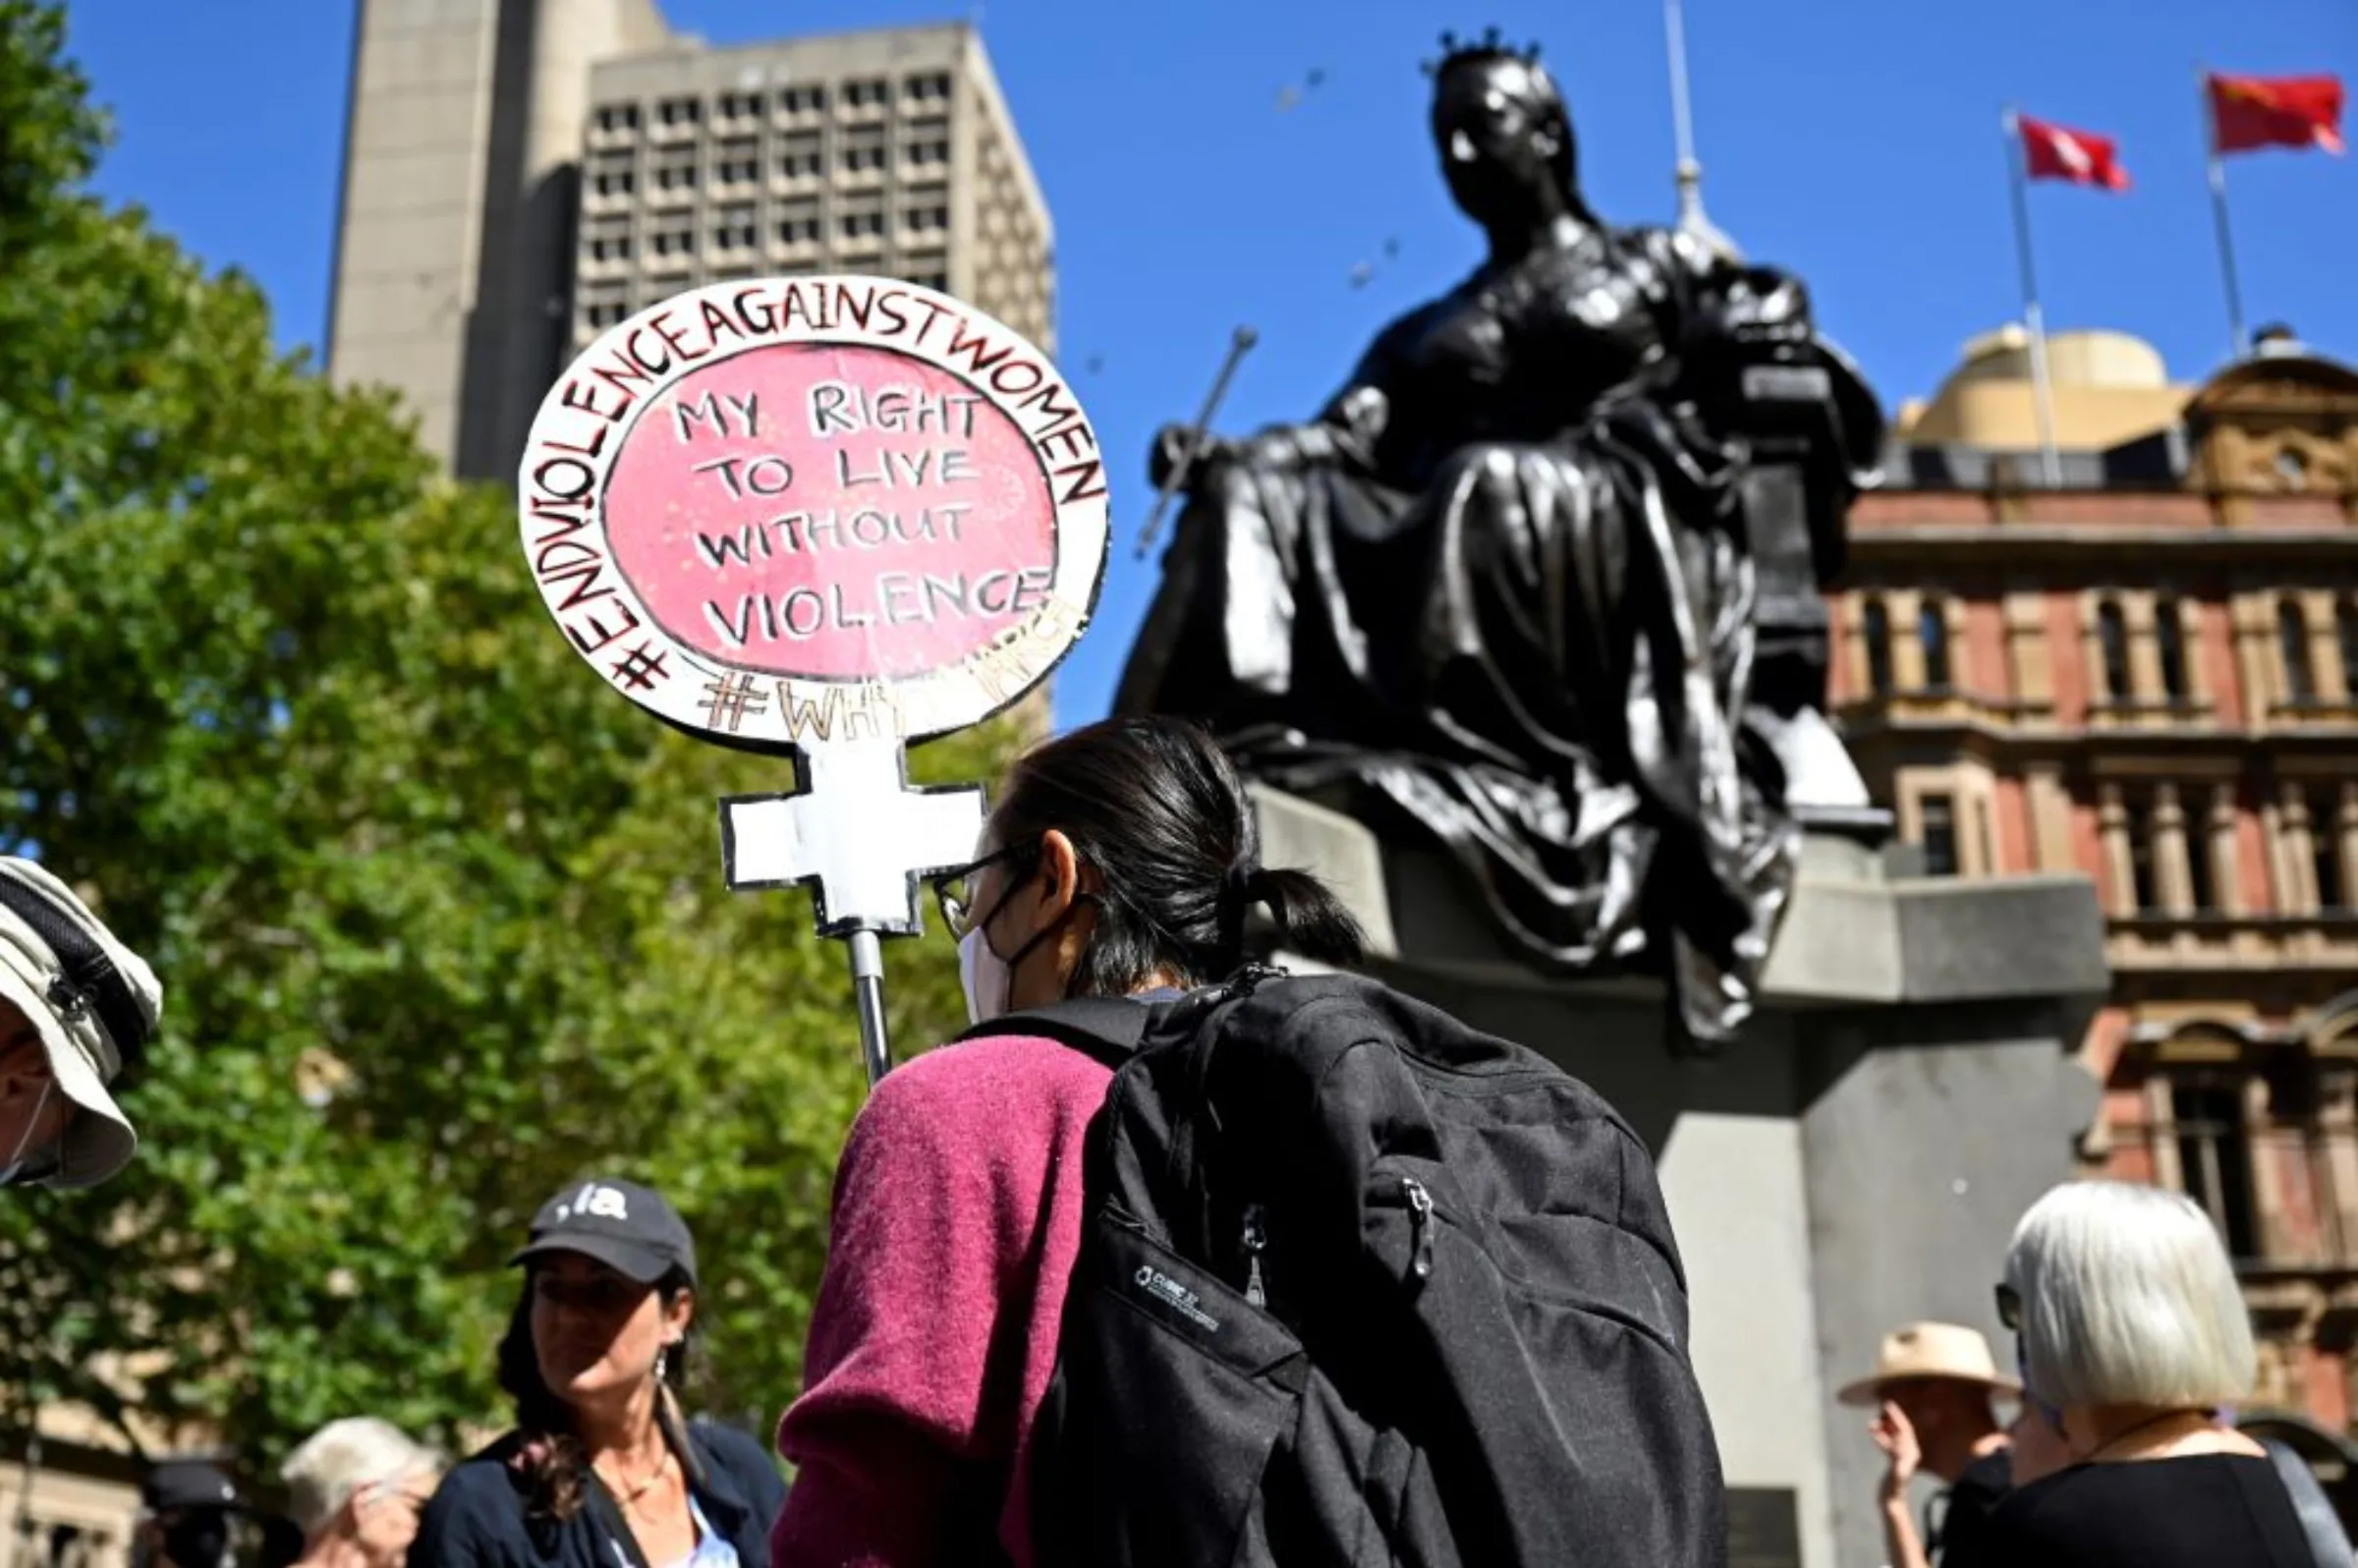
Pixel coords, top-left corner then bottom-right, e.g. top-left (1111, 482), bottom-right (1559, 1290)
top-left (1148, 422), bottom-right (1237, 490)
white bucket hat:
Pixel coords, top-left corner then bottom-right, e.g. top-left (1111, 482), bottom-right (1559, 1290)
top-left (0, 857), bottom-right (161, 1187)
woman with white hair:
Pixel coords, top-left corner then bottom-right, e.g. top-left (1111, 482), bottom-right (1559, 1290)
top-left (281, 1419), bottom-right (442, 1568)
top-left (1949, 1181), bottom-right (2313, 1565)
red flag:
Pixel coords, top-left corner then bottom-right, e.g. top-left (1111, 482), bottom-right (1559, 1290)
top-left (2209, 73), bottom-right (2345, 155)
top-left (2017, 114), bottom-right (2132, 191)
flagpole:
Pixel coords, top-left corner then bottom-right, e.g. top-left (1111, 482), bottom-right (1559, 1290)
top-left (2002, 108), bottom-right (2063, 488)
top-left (1663, 0), bottom-right (1704, 227)
top-left (2199, 65), bottom-right (2251, 358)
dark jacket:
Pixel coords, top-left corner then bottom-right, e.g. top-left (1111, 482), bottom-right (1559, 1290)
top-left (410, 1421), bottom-right (785, 1568)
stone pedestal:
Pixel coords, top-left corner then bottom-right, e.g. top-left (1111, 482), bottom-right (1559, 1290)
top-left (1254, 787), bottom-right (2109, 1568)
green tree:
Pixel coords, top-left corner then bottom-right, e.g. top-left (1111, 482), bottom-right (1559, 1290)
top-left (0, 0), bottom-right (1019, 1472)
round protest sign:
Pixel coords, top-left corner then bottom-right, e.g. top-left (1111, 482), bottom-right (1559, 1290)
top-left (519, 277), bottom-right (1108, 749)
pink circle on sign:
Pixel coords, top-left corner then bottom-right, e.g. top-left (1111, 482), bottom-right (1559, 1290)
top-left (604, 342), bottom-right (1057, 681)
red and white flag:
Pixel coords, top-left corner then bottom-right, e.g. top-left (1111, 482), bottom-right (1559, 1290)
top-left (2017, 113), bottom-right (2131, 191)
top-left (2208, 73), bottom-right (2345, 156)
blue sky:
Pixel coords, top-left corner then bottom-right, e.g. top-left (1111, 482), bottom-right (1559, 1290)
top-left (64, 0), bottom-right (2358, 725)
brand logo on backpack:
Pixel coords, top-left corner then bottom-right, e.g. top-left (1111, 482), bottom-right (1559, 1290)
top-left (1132, 1264), bottom-right (1220, 1333)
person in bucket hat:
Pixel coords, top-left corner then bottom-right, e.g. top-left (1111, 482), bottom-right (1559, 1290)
top-left (1839, 1321), bottom-right (2018, 1567)
top-left (0, 856), bottom-right (161, 1187)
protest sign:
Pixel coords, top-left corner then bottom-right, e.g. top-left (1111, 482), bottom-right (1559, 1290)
top-left (521, 276), bottom-right (1107, 1080)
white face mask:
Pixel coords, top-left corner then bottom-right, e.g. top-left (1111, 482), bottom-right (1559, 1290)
top-left (0, 1078), bottom-right (56, 1186)
top-left (959, 924), bottom-right (1013, 1026)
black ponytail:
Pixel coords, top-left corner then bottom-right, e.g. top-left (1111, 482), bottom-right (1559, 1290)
top-left (993, 716), bottom-right (1365, 994)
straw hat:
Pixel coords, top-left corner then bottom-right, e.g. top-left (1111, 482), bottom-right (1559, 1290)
top-left (1835, 1321), bottom-right (2020, 1407)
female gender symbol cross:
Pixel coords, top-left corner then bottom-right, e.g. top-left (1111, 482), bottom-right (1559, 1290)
top-left (519, 276), bottom-right (1108, 1085)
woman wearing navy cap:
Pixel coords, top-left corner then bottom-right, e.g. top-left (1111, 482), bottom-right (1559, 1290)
top-left (410, 1179), bottom-right (783, 1568)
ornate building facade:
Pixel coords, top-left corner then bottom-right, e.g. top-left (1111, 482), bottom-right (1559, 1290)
top-left (1832, 325), bottom-right (2358, 1428)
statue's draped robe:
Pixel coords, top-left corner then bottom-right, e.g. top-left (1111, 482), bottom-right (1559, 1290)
top-left (1118, 226), bottom-right (1876, 1044)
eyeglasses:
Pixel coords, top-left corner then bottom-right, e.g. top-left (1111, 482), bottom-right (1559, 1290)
top-left (930, 839), bottom-right (1039, 940)
top-left (1994, 1282), bottom-right (2022, 1331)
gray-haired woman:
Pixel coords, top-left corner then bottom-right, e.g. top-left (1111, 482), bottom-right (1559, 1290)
top-left (282, 1419), bottom-right (443, 1568)
top-left (1952, 1181), bottom-right (2320, 1566)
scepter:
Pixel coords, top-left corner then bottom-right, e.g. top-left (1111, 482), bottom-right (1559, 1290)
top-left (1133, 325), bottom-right (1259, 561)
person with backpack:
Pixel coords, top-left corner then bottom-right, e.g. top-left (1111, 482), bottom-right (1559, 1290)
top-left (772, 715), bottom-right (1724, 1568)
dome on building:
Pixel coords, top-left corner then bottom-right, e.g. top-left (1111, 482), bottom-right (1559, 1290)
top-left (1898, 326), bottom-right (2188, 451)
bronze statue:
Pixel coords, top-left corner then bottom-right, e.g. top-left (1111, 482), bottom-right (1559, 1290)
top-left (1116, 35), bottom-right (1882, 1046)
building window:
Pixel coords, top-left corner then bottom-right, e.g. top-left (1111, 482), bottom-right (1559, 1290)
top-left (649, 228), bottom-right (695, 259)
top-left (2337, 600), bottom-right (2358, 700)
top-left (902, 203), bottom-right (949, 233)
top-left (1918, 597), bottom-right (1951, 689)
top-left (653, 159), bottom-right (699, 194)
top-left (593, 102), bottom-right (641, 134)
top-left (2172, 1081), bottom-right (2260, 1260)
top-left (2186, 804), bottom-right (2218, 912)
top-left (1920, 793), bottom-right (1958, 877)
top-left (2125, 795), bottom-right (2160, 913)
top-left (2156, 597), bottom-right (2189, 704)
top-left (714, 140), bottom-right (759, 187)
top-left (843, 78), bottom-right (890, 109)
top-left (590, 165), bottom-right (637, 198)
top-left (2097, 597), bottom-right (2131, 701)
top-left (1861, 597), bottom-right (1893, 696)
top-left (716, 90), bottom-right (760, 123)
top-left (779, 135), bottom-right (823, 180)
top-left (587, 234), bottom-right (633, 263)
top-left (711, 209), bottom-right (758, 252)
top-left (905, 138), bottom-right (951, 168)
top-left (838, 209), bottom-right (886, 241)
top-left (2280, 599), bottom-right (2316, 702)
top-left (779, 84), bottom-right (827, 115)
top-left (777, 210), bottom-right (822, 247)
top-left (842, 141), bottom-right (889, 175)
top-left (655, 97), bottom-right (702, 129)
top-left (905, 72), bottom-right (953, 102)
top-left (2313, 789), bottom-right (2347, 911)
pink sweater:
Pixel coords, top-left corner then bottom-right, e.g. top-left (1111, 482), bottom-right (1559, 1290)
top-left (771, 1033), bottom-right (1112, 1568)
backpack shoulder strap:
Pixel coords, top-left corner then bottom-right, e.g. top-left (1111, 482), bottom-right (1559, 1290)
top-left (955, 996), bottom-right (1155, 1071)
top-left (2263, 1437), bottom-right (2354, 1567)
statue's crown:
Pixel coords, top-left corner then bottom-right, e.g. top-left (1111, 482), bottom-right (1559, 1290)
top-left (1423, 27), bottom-right (1543, 78)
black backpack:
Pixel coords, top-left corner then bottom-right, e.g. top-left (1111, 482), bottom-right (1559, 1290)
top-left (966, 970), bottom-right (1726, 1567)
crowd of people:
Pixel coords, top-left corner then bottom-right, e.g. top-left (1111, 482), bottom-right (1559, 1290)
top-left (11, 718), bottom-right (2358, 1566)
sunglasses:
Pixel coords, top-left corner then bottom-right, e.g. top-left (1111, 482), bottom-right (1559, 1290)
top-left (1994, 1282), bottom-right (2022, 1331)
top-left (930, 839), bottom-right (1040, 940)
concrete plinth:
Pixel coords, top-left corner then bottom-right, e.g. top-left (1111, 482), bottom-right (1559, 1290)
top-left (1254, 786), bottom-right (2108, 1568)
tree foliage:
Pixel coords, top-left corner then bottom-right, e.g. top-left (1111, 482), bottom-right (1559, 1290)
top-left (0, 0), bottom-right (1020, 1472)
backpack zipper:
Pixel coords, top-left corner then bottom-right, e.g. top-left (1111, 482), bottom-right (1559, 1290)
top-left (1241, 1203), bottom-right (1268, 1308)
top-left (1402, 1176), bottom-right (1435, 1281)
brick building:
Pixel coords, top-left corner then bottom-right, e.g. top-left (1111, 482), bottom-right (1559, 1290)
top-left (1833, 323), bottom-right (2358, 1426)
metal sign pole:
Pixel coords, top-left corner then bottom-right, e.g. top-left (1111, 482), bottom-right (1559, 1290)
top-left (845, 926), bottom-right (892, 1086)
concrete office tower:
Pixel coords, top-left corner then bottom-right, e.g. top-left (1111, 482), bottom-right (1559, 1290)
top-left (327, 3), bottom-right (1055, 480)
top-left (573, 27), bottom-right (1054, 359)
